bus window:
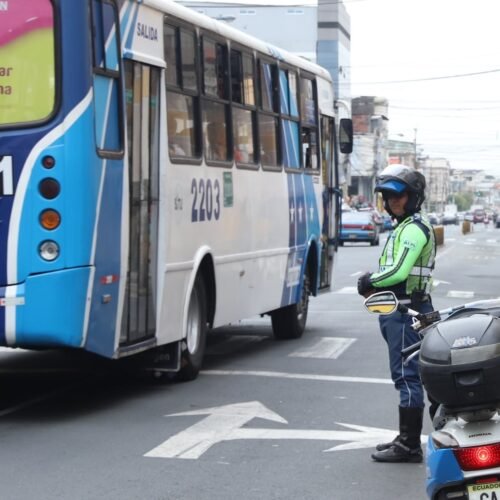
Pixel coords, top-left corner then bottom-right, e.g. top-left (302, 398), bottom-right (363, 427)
top-left (259, 62), bottom-right (277, 112)
top-left (258, 59), bottom-right (279, 167)
top-left (300, 77), bottom-right (319, 170)
top-left (280, 68), bottom-right (300, 168)
top-left (164, 24), bottom-right (178, 86)
top-left (203, 102), bottom-right (228, 161)
top-left (231, 50), bottom-right (256, 165)
top-left (180, 29), bottom-right (197, 91)
top-left (167, 91), bottom-right (197, 157)
top-left (92, 0), bottom-right (122, 154)
top-left (259, 114), bottom-right (278, 166)
top-left (0, 0), bottom-right (55, 126)
top-left (202, 36), bottom-right (230, 163)
top-left (165, 23), bottom-right (200, 159)
top-left (203, 39), bottom-right (227, 99)
top-left (302, 129), bottom-right (318, 170)
top-left (233, 107), bottom-right (254, 164)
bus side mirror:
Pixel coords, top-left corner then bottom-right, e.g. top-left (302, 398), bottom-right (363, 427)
top-left (364, 291), bottom-right (398, 315)
top-left (339, 118), bottom-right (353, 154)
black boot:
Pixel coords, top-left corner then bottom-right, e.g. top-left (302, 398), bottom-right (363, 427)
top-left (375, 435), bottom-right (400, 452)
top-left (372, 406), bottom-right (424, 463)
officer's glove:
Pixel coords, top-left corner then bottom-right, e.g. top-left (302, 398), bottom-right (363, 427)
top-left (357, 272), bottom-right (374, 297)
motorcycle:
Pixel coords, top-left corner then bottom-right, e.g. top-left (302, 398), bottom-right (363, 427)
top-left (364, 291), bottom-right (500, 500)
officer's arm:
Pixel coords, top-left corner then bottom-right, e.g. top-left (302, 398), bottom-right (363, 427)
top-left (370, 224), bottom-right (428, 288)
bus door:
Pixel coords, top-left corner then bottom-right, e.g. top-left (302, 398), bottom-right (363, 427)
top-left (319, 115), bottom-right (338, 289)
top-left (120, 61), bottom-right (161, 345)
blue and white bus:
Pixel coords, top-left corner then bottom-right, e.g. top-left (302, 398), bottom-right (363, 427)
top-left (0, 0), bottom-right (352, 380)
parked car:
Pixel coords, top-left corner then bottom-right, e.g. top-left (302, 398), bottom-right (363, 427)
top-left (382, 213), bottom-right (394, 231)
top-left (441, 211), bottom-right (459, 225)
top-left (473, 209), bottom-right (486, 224)
top-left (358, 207), bottom-right (384, 231)
top-left (339, 210), bottom-right (380, 246)
top-left (464, 212), bottom-right (474, 222)
top-left (427, 212), bottom-right (440, 225)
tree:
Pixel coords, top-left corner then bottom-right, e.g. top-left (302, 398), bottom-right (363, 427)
top-left (454, 192), bottom-right (474, 211)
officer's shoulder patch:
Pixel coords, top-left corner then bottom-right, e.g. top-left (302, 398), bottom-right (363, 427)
top-left (402, 238), bottom-right (417, 250)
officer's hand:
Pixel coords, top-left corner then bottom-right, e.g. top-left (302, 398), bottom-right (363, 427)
top-left (357, 272), bottom-right (374, 297)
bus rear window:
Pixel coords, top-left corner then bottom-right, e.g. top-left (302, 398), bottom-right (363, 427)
top-left (0, 0), bottom-right (55, 126)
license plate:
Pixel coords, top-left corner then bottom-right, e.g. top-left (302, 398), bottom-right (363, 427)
top-left (348, 234), bottom-right (357, 239)
top-left (467, 481), bottom-right (500, 499)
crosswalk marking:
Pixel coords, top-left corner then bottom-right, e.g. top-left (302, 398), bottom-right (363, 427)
top-left (289, 337), bottom-right (356, 359)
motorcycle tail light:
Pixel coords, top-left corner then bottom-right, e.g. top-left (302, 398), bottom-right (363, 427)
top-left (454, 443), bottom-right (500, 471)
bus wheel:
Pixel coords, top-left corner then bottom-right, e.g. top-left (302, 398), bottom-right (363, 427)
top-left (271, 269), bottom-right (310, 340)
top-left (175, 275), bottom-right (207, 382)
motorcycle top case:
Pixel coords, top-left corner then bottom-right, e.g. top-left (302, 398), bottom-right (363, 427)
top-left (419, 313), bottom-right (500, 408)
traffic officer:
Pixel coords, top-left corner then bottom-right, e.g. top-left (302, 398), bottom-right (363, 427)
top-left (357, 164), bottom-right (436, 463)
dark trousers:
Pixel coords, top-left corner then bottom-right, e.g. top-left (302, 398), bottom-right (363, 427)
top-left (379, 301), bottom-right (434, 408)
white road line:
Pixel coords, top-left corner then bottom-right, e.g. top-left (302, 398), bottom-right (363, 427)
top-left (350, 271), bottom-right (362, 277)
top-left (0, 389), bottom-right (65, 418)
top-left (201, 369), bottom-right (392, 385)
top-left (289, 337), bottom-right (356, 359)
top-left (447, 291), bottom-right (474, 299)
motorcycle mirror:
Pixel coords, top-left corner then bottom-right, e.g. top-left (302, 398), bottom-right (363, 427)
top-left (364, 291), bottom-right (398, 315)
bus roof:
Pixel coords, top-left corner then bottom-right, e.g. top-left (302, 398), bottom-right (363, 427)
top-left (143, 0), bottom-right (333, 82)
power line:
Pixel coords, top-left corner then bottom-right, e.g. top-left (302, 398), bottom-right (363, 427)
top-left (344, 68), bottom-right (500, 85)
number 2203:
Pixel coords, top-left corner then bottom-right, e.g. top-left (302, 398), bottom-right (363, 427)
top-left (191, 178), bottom-right (220, 222)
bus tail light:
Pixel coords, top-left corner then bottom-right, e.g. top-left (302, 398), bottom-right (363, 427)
top-left (40, 209), bottom-right (61, 230)
top-left (39, 178), bottom-right (60, 199)
top-left (39, 241), bottom-right (60, 261)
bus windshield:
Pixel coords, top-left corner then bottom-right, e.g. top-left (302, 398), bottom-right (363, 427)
top-left (0, 0), bottom-right (55, 126)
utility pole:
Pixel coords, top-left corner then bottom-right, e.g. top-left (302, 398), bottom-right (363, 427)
top-left (413, 128), bottom-right (418, 168)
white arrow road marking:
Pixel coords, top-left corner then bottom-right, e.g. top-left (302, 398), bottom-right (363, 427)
top-left (145, 401), bottom-right (287, 459)
top-left (432, 279), bottom-right (451, 287)
top-left (144, 401), bottom-right (425, 460)
top-left (289, 337), bottom-right (356, 359)
top-left (447, 291), bottom-right (474, 298)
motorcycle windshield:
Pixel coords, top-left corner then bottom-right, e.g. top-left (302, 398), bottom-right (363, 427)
top-left (0, 0), bottom-right (55, 126)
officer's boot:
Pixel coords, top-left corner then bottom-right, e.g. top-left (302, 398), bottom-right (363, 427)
top-left (371, 406), bottom-right (424, 463)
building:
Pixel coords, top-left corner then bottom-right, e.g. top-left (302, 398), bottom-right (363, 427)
top-left (387, 138), bottom-right (417, 168)
top-left (420, 158), bottom-right (450, 213)
top-left (349, 96), bottom-right (389, 204)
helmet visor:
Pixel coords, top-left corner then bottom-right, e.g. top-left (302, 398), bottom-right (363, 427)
top-left (375, 179), bottom-right (406, 193)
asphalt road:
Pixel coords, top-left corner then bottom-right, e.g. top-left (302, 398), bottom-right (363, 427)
top-left (0, 222), bottom-right (498, 500)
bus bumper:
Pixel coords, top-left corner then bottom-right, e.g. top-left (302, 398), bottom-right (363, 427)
top-left (0, 267), bottom-right (91, 349)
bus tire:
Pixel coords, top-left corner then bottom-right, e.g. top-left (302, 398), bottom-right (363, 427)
top-left (175, 275), bottom-right (208, 382)
top-left (271, 269), bottom-right (310, 340)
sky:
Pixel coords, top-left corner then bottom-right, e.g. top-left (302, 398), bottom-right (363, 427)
top-left (344, 0), bottom-right (500, 175)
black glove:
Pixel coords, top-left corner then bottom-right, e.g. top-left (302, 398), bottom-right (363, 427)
top-left (357, 272), bottom-right (374, 296)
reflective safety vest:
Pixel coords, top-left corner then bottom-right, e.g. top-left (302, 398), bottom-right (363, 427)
top-left (370, 213), bottom-right (436, 297)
